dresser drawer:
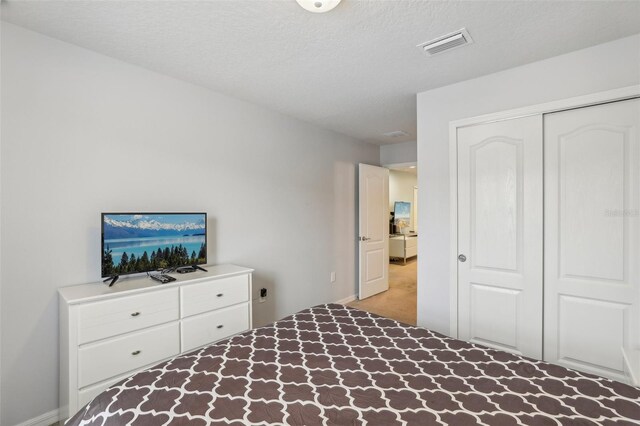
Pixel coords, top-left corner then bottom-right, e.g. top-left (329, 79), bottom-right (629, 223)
top-left (182, 303), bottom-right (249, 352)
top-left (78, 322), bottom-right (179, 388)
top-left (405, 237), bottom-right (418, 249)
top-left (78, 288), bottom-right (179, 344)
top-left (181, 274), bottom-right (249, 318)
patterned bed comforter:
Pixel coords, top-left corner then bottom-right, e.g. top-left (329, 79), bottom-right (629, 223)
top-left (67, 304), bottom-right (640, 425)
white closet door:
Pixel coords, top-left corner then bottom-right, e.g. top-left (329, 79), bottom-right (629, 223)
top-left (457, 115), bottom-right (543, 358)
top-left (544, 99), bottom-right (640, 381)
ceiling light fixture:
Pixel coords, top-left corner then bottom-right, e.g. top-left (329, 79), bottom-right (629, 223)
top-left (296, 0), bottom-right (342, 13)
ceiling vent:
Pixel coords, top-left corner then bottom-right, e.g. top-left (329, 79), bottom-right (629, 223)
top-left (383, 130), bottom-right (409, 138)
top-left (417, 28), bottom-right (473, 56)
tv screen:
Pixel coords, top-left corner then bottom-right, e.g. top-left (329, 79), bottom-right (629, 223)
top-left (393, 201), bottom-right (411, 226)
top-left (101, 212), bottom-right (207, 278)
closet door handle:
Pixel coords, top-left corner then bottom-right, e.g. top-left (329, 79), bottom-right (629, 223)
top-left (131, 350), bottom-right (141, 356)
top-left (458, 254), bottom-right (467, 262)
top-left (131, 312), bottom-right (141, 317)
top-left (216, 325), bottom-right (224, 329)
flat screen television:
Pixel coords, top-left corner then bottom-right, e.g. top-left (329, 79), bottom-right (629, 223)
top-left (101, 212), bottom-right (207, 278)
top-left (393, 201), bottom-right (411, 226)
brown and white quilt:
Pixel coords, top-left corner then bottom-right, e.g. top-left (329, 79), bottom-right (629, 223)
top-left (67, 304), bottom-right (640, 425)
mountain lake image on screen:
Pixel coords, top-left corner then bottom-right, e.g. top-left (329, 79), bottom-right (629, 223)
top-left (394, 201), bottom-right (411, 225)
top-left (101, 213), bottom-right (207, 277)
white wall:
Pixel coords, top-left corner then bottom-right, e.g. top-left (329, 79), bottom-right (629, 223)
top-left (417, 34), bottom-right (640, 335)
top-left (0, 16), bottom-right (3, 424)
top-left (380, 140), bottom-right (417, 166)
top-left (389, 170), bottom-right (417, 230)
top-left (0, 23), bottom-right (379, 425)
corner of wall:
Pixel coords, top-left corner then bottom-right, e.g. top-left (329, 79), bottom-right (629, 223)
top-left (0, 13), bottom-right (4, 425)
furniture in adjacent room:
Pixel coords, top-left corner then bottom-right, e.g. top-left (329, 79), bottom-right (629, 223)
top-left (389, 233), bottom-right (417, 264)
top-left (451, 86), bottom-right (640, 384)
top-left (58, 264), bottom-right (253, 421)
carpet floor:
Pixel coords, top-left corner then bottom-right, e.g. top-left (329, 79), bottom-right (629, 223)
top-left (347, 257), bottom-right (417, 325)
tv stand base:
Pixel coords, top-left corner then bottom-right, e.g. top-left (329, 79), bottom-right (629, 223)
top-left (102, 275), bottom-right (119, 287)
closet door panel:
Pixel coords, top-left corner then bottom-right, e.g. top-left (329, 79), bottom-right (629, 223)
top-left (457, 115), bottom-right (543, 358)
top-left (469, 284), bottom-right (520, 350)
top-left (560, 125), bottom-right (625, 280)
top-left (558, 296), bottom-right (628, 372)
top-left (544, 99), bottom-right (640, 382)
top-left (471, 139), bottom-right (520, 271)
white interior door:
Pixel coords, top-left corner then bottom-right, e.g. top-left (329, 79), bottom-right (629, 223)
top-left (544, 98), bottom-right (640, 381)
top-left (359, 164), bottom-right (389, 299)
top-left (457, 115), bottom-right (543, 358)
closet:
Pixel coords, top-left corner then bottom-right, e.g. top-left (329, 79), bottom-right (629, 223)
top-left (453, 91), bottom-right (639, 383)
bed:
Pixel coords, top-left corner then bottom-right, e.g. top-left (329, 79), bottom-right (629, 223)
top-left (67, 304), bottom-right (640, 425)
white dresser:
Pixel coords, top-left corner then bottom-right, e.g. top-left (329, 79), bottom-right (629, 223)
top-left (59, 264), bottom-right (253, 420)
top-left (389, 234), bottom-right (417, 264)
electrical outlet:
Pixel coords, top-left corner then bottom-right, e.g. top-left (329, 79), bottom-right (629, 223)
top-left (259, 287), bottom-right (267, 303)
top-left (330, 272), bottom-right (336, 283)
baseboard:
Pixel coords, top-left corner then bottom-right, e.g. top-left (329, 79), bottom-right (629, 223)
top-left (14, 409), bottom-right (59, 426)
top-left (334, 293), bottom-right (357, 305)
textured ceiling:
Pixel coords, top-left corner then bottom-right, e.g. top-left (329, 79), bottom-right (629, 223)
top-left (2, 1), bottom-right (640, 145)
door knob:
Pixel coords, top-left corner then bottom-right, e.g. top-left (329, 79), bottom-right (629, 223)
top-left (360, 236), bottom-right (371, 241)
top-left (458, 254), bottom-right (467, 262)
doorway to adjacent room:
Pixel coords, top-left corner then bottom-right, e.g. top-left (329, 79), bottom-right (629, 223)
top-left (350, 164), bottom-right (418, 325)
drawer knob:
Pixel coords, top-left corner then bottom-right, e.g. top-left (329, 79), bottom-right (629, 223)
top-left (217, 325), bottom-right (224, 329)
top-left (131, 312), bottom-right (141, 317)
top-left (131, 350), bottom-right (141, 356)
top-left (216, 293), bottom-right (224, 297)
